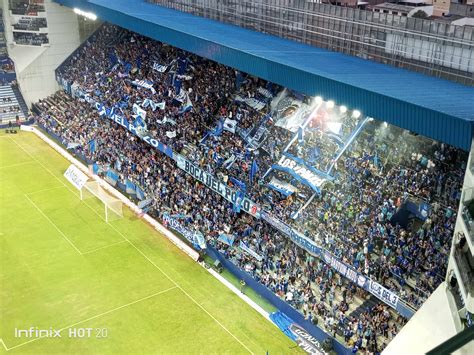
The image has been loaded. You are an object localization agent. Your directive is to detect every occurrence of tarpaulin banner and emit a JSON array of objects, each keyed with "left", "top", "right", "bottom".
[
  {"left": 268, "top": 177, "right": 297, "bottom": 197},
  {"left": 239, "top": 241, "right": 263, "bottom": 261},
  {"left": 271, "top": 89, "right": 310, "bottom": 132},
  {"left": 163, "top": 213, "right": 206, "bottom": 250},
  {"left": 272, "top": 153, "right": 333, "bottom": 193}
]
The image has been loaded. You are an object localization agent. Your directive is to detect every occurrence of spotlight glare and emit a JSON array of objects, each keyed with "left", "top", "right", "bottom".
[
  {"left": 340, "top": 105, "right": 347, "bottom": 114},
  {"left": 327, "top": 100, "right": 335, "bottom": 109},
  {"left": 73, "top": 8, "right": 97, "bottom": 21},
  {"left": 315, "top": 96, "right": 323, "bottom": 104},
  {"left": 352, "top": 110, "right": 361, "bottom": 119}
]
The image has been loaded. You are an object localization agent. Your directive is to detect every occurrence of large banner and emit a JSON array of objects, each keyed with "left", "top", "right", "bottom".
[
  {"left": 322, "top": 251, "right": 367, "bottom": 289},
  {"left": 273, "top": 153, "right": 332, "bottom": 193},
  {"left": 94, "top": 102, "right": 174, "bottom": 159},
  {"left": 289, "top": 324, "right": 327, "bottom": 355},
  {"left": 260, "top": 211, "right": 322, "bottom": 257},
  {"left": 162, "top": 213, "right": 206, "bottom": 250},
  {"left": 271, "top": 89, "right": 310, "bottom": 132},
  {"left": 239, "top": 241, "right": 263, "bottom": 261},
  {"left": 175, "top": 154, "right": 261, "bottom": 218},
  {"left": 368, "top": 280, "right": 399, "bottom": 309}
]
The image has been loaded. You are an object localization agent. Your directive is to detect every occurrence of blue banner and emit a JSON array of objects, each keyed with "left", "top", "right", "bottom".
[
  {"left": 272, "top": 153, "right": 334, "bottom": 193},
  {"left": 105, "top": 169, "right": 119, "bottom": 186},
  {"left": 136, "top": 186, "right": 145, "bottom": 200},
  {"left": 125, "top": 180, "right": 136, "bottom": 195},
  {"left": 175, "top": 154, "right": 260, "bottom": 218},
  {"left": 218, "top": 233, "right": 235, "bottom": 246}
]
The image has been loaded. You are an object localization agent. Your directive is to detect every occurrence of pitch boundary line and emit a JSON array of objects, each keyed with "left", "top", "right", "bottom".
[
  {"left": 1, "top": 286, "right": 178, "bottom": 351},
  {"left": 102, "top": 221, "right": 254, "bottom": 354},
  {"left": 81, "top": 240, "right": 127, "bottom": 255},
  {"left": 10, "top": 136, "right": 253, "bottom": 354},
  {"left": 0, "top": 338, "right": 8, "bottom": 351},
  {"left": 24, "top": 194, "right": 83, "bottom": 255}
]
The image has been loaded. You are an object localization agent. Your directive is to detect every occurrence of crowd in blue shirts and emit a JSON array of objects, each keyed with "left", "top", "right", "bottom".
[{"left": 34, "top": 24, "right": 467, "bottom": 353}]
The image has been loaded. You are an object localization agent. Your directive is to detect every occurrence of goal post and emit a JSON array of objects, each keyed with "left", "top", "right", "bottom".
[{"left": 80, "top": 180, "right": 123, "bottom": 222}]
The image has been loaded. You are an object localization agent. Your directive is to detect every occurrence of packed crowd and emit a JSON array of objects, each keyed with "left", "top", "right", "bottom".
[
  {"left": 35, "top": 24, "right": 467, "bottom": 351},
  {"left": 13, "top": 32, "right": 48, "bottom": 46},
  {"left": 13, "top": 17, "right": 48, "bottom": 31}
]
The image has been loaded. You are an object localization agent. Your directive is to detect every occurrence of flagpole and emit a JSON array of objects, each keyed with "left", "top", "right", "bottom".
[{"left": 292, "top": 192, "right": 317, "bottom": 219}]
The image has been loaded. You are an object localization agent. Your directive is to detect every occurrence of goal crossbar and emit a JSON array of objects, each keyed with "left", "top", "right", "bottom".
[{"left": 80, "top": 181, "right": 123, "bottom": 222}]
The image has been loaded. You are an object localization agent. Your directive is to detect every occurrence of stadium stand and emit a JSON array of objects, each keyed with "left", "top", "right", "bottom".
[
  {"left": 0, "top": 9, "right": 29, "bottom": 123},
  {"left": 36, "top": 24, "right": 467, "bottom": 352},
  {"left": 12, "top": 16, "right": 48, "bottom": 32},
  {"left": 9, "top": 0, "right": 46, "bottom": 16}
]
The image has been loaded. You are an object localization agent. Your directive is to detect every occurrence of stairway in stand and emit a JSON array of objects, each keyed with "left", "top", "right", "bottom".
[{"left": 0, "top": 85, "right": 28, "bottom": 123}]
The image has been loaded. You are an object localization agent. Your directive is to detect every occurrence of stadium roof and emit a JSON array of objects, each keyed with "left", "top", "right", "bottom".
[{"left": 55, "top": 0, "right": 474, "bottom": 150}]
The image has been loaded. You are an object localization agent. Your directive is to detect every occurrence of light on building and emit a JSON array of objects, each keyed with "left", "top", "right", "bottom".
[
  {"left": 74, "top": 8, "right": 97, "bottom": 21},
  {"left": 352, "top": 110, "right": 361, "bottom": 119},
  {"left": 340, "top": 105, "right": 347, "bottom": 114}
]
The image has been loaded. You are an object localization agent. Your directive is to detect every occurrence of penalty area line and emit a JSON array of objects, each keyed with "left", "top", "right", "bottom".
[
  {"left": 0, "top": 338, "right": 8, "bottom": 351},
  {"left": 81, "top": 240, "right": 127, "bottom": 255},
  {"left": 1, "top": 286, "right": 178, "bottom": 351}
]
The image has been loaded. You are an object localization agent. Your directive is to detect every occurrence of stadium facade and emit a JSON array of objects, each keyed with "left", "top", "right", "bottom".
[{"left": 3, "top": 0, "right": 473, "bottom": 353}]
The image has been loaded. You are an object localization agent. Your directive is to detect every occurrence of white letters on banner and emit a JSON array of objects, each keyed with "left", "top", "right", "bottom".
[
  {"left": 277, "top": 155, "right": 326, "bottom": 189},
  {"left": 64, "top": 164, "right": 88, "bottom": 190},
  {"left": 368, "top": 281, "right": 399, "bottom": 309}
]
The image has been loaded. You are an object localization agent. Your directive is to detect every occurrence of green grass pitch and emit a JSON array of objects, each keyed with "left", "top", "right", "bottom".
[{"left": 0, "top": 131, "right": 300, "bottom": 354}]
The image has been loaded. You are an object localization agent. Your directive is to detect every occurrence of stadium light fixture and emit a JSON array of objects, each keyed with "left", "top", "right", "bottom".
[
  {"left": 340, "top": 105, "right": 347, "bottom": 114},
  {"left": 315, "top": 96, "right": 323, "bottom": 104},
  {"left": 352, "top": 110, "right": 361, "bottom": 119},
  {"left": 74, "top": 8, "right": 97, "bottom": 21},
  {"left": 327, "top": 100, "right": 335, "bottom": 109}
]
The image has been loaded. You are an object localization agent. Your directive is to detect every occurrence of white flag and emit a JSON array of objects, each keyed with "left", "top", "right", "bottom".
[
  {"left": 223, "top": 118, "right": 237, "bottom": 133},
  {"left": 166, "top": 130, "right": 177, "bottom": 138},
  {"left": 133, "top": 103, "right": 147, "bottom": 119}
]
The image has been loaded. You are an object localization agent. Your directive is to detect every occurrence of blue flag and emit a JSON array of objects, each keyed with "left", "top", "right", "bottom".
[
  {"left": 233, "top": 190, "right": 246, "bottom": 213},
  {"left": 212, "top": 119, "right": 224, "bottom": 136},
  {"left": 109, "top": 51, "right": 118, "bottom": 66},
  {"left": 230, "top": 177, "right": 246, "bottom": 193},
  {"left": 250, "top": 159, "right": 259, "bottom": 182},
  {"left": 88, "top": 139, "right": 96, "bottom": 153}
]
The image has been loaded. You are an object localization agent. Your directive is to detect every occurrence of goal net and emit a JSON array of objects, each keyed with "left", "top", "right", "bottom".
[{"left": 80, "top": 181, "right": 123, "bottom": 222}]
